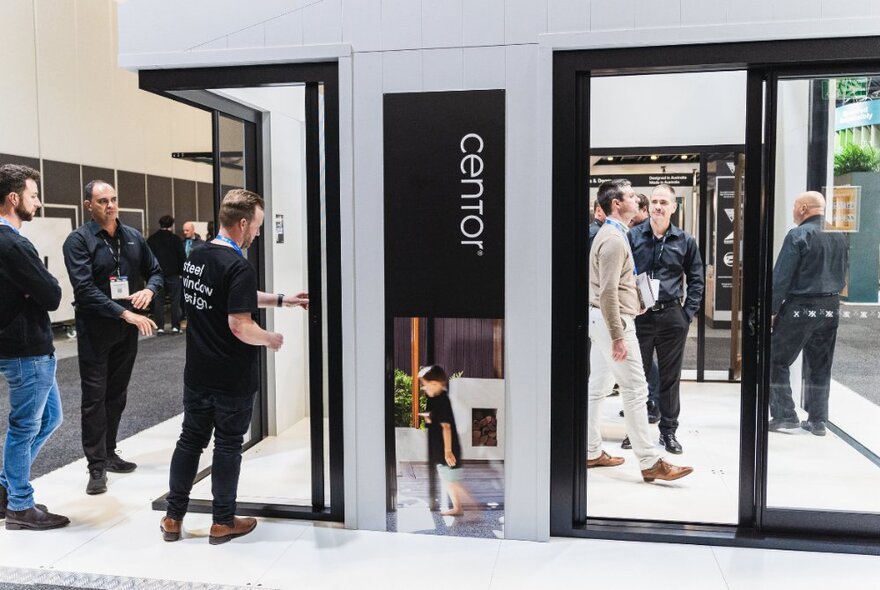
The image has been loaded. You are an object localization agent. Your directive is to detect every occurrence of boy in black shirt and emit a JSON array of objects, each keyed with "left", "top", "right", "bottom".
[
  {"left": 419, "top": 365, "right": 472, "bottom": 517},
  {"left": 161, "top": 189, "right": 308, "bottom": 545}
]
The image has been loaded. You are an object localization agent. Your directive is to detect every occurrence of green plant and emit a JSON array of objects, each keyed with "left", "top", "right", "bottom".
[
  {"left": 392, "top": 368, "right": 463, "bottom": 428},
  {"left": 834, "top": 143, "right": 880, "bottom": 176}
]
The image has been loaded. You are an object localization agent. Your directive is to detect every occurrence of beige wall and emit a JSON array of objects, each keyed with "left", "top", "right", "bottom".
[{"left": 0, "top": 0, "right": 211, "bottom": 182}]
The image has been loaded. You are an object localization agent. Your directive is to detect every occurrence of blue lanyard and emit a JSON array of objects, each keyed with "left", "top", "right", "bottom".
[
  {"left": 215, "top": 234, "right": 244, "bottom": 257},
  {"left": 604, "top": 219, "right": 637, "bottom": 275},
  {"left": 0, "top": 218, "right": 19, "bottom": 235}
]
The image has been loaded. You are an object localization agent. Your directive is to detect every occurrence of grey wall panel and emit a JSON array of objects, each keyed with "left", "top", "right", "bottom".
[
  {"left": 172, "top": 178, "right": 197, "bottom": 234},
  {"left": 41, "top": 160, "right": 82, "bottom": 216},
  {"left": 197, "top": 181, "right": 214, "bottom": 222},
  {"left": 146, "top": 175, "right": 173, "bottom": 236},
  {"left": 0, "top": 153, "right": 40, "bottom": 170},
  {"left": 117, "top": 170, "right": 147, "bottom": 214}
]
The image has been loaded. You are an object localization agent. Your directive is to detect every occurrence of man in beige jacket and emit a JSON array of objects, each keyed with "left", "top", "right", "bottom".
[{"left": 587, "top": 179, "right": 693, "bottom": 483}]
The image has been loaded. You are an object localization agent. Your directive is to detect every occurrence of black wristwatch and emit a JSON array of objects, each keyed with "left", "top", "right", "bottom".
[{"left": 277, "top": 293, "right": 285, "bottom": 307}]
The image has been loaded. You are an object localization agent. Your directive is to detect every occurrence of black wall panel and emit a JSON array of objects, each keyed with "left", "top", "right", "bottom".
[
  {"left": 197, "top": 181, "right": 214, "bottom": 222},
  {"left": 146, "top": 175, "right": 173, "bottom": 236},
  {"left": 173, "top": 178, "right": 197, "bottom": 233}
]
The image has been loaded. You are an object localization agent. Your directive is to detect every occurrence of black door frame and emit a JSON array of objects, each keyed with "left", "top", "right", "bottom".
[
  {"left": 551, "top": 37, "right": 880, "bottom": 554},
  {"left": 140, "top": 63, "right": 344, "bottom": 523}
]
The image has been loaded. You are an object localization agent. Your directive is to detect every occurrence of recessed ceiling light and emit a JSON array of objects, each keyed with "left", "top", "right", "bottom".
[
  {"left": 650, "top": 155, "right": 659, "bottom": 161},
  {"left": 606, "top": 156, "right": 614, "bottom": 161},
  {"left": 680, "top": 154, "right": 689, "bottom": 160}
]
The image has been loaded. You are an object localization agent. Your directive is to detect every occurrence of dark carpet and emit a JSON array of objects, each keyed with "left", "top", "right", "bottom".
[{"left": 0, "top": 335, "right": 186, "bottom": 479}]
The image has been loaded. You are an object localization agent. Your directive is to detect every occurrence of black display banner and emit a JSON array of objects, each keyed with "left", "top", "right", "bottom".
[
  {"left": 384, "top": 90, "right": 505, "bottom": 319},
  {"left": 714, "top": 175, "right": 736, "bottom": 313},
  {"left": 588, "top": 173, "right": 694, "bottom": 187}
]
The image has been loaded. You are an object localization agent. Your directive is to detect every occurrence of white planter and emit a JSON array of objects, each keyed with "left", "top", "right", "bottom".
[{"left": 449, "top": 377, "right": 504, "bottom": 461}]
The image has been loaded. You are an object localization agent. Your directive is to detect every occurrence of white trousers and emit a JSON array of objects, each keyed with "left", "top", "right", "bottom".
[{"left": 588, "top": 307, "right": 661, "bottom": 470}]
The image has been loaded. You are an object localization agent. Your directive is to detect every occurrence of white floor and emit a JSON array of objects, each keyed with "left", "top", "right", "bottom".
[
  {"left": 0, "top": 397, "right": 879, "bottom": 588},
  {"left": 190, "top": 417, "right": 329, "bottom": 506},
  {"left": 588, "top": 379, "right": 880, "bottom": 522}
]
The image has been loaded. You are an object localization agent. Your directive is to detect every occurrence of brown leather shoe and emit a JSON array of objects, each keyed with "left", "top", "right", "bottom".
[
  {"left": 160, "top": 515, "right": 182, "bottom": 542},
  {"left": 641, "top": 459, "right": 693, "bottom": 482},
  {"left": 209, "top": 517, "right": 257, "bottom": 545},
  {"left": 587, "top": 451, "right": 625, "bottom": 468}
]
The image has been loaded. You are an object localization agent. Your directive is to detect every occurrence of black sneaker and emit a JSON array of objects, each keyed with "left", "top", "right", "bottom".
[
  {"left": 801, "top": 420, "right": 826, "bottom": 436},
  {"left": 768, "top": 417, "right": 800, "bottom": 432},
  {"left": 5, "top": 506, "right": 69, "bottom": 531},
  {"left": 86, "top": 469, "right": 108, "bottom": 495},
  {"left": 105, "top": 453, "right": 137, "bottom": 473},
  {"left": 620, "top": 435, "right": 632, "bottom": 449}
]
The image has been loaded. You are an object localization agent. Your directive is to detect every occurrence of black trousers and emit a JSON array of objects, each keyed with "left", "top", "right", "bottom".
[
  {"left": 76, "top": 314, "right": 139, "bottom": 471},
  {"left": 153, "top": 274, "right": 183, "bottom": 330},
  {"left": 166, "top": 386, "right": 255, "bottom": 525},
  {"left": 770, "top": 295, "right": 839, "bottom": 423},
  {"left": 635, "top": 305, "right": 690, "bottom": 435}
]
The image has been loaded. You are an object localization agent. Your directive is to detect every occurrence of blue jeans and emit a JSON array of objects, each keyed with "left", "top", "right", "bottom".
[{"left": 0, "top": 355, "right": 64, "bottom": 511}]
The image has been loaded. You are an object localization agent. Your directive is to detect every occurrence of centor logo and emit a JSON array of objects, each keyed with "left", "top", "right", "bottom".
[
  {"left": 724, "top": 252, "right": 734, "bottom": 267},
  {"left": 460, "top": 133, "right": 485, "bottom": 256}
]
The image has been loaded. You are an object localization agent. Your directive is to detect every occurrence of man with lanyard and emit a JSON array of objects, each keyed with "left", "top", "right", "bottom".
[
  {"left": 160, "top": 189, "right": 308, "bottom": 544},
  {"left": 0, "top": 164, "right": 69, "bottom": 530},
  {"left": 586, "top": 178, "right": 693, "bottom": 483},
  {"left": 182, "top": 221, "right": 203, "bottom": 257},
  {"left": 63, "top": 180, "right": 161, "bottom": 495},
  {"left": 629, "top": 183, "right": 704, "bottom": 454},
  {"left": 768, "top": 191, "right": 847, "bottom": 436}
]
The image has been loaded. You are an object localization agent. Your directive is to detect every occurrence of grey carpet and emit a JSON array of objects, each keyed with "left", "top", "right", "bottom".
[{"left": 0, "top": 335, "right": 186, "bottom": 479}]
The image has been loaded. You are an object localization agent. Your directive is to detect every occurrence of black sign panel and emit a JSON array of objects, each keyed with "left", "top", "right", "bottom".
[
  {"left": 384, "top": 90, "right": 505, "bottom": 319},
  {"left": 714, "top": 175, "right": 736, "bottom": 312},
  {"left": 588, "top": 173, "right": 694, "bottom": 187}
]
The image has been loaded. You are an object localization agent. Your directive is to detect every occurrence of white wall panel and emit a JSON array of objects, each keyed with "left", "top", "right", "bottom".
[
  {"left": 351, "top": 51, "right": 386, "bottom": 531},
  {"left": 35, "top": 0, "right": 80, "bottom": 164},
  {"left": 422, "top": 48, "right": 464, "bottom": 91},
  {"left": 504, "top": 43, "right": 547, "bottom": 542},
  {"left": 590, "top": 71, "right": 747, "bottom": 148},
  {"left": 680, "top": 0, "right": 726, "bottom": 27},
  {"left": 772, "top": 0, "right": 821, "bottom": 21},
  {"left": 228, "top": 24, "right": 266, "bottom": 49},
  {"left": 0, "top": 0, "right": 40, "bottom": 158},
  {"left": 821, "top": 0, "right": 874, "bottom": 19},
  {"left": 548, "top": 0, "right": 590, "bottom": 34},
  {"left": 110, "top": 65, "right": 146, "bottom": 175},
  {"left": 635, "top": 0, "right": 682, "bottom": 30},
  {"left": 141, "top": 93, "right": 174, "bottom": 178},
  {"left": 381, "top": 0, "right": 421, "bottom": 50},
  {"left": 590, "top": 0, "right": 635, "bottom": 31},
  {"left": 505, "top": 0, "right": 548, "bottom": 45},
  {"left": 382, "top": 50, "right": 422, "bottom": 93},
  {"left": 265, "top": 10, "right": 304, "bottom": 47},
  {"left": 77, "top": 0, "right": 116, "bottom": 168},
  {"left": 464, "top": 46, "right": 506, "bottom": 90},
  {"left": 342, "top": 0, "right": 382, "bottom": 52},
  {"left": 421, "top": 0, "right": 463, "bottom": 49},
  {"left": 303, "top": 0, "right": 343, "bottom": 45},
  {"left": 727, "top": 0, "right": 771, "bottom": 24},
  {"left": 462, "top": 0, "right": 505, "bottom": 47}
]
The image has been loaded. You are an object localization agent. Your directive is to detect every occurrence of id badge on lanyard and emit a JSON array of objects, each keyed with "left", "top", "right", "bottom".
[{"left": 110, "top": 276, "right": 130, "bottom": 300}]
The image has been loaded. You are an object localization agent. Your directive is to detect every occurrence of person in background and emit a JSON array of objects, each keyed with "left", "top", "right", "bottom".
[
  {"left": 588, "top": 198, "right": 606, "bottom": 252},
  {"left": 62, "top": 180, "right": 161, "bottom": 495},
  {"left": 768, "top": 191, "right": 848, "bottom": 437},
  {"left": 586, "top": 178, "right": 693, "bottom": 483},
  {"left": 182, "top": 221, "right": 203, "bottom": 258},
  {"left": 0, "top": 164, "right": 69, "bottom": 530},
  {"left": 630, "top": 192, "right": 650, "bottom": 227},
  {"left": 629, "top": 184, "right": 704, "bottom": 454},
  {"left": 147, "top": 215, "right": 186, "bottom": 334},
  {"left": 419, "top": 364, "right": 474, "bottom": 516}
]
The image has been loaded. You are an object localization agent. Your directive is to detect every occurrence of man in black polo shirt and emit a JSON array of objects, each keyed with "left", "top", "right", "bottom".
[
  {"left": 630, "top": 183, "right": 704, "bottom": 454},
  {"left": 769, "top": 191, "right": 848, "bottom": 436},
  {"left": 160, "top": 189, "right": 307, "bottom": 545},
  {"left": 147, "top": 214, "right": 186, "bottom": 334},
  {"left": 62, "top": 180, "right": 162, "bottom": 495}
]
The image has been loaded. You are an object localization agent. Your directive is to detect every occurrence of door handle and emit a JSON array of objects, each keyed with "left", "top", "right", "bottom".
[{"left": 747, "top": 306, "right": 758, "bottom": 337}]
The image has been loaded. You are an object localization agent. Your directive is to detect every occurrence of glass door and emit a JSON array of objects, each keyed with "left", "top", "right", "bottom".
[{"left": 761, "top": 70, "right": 880, "bottom": 537}]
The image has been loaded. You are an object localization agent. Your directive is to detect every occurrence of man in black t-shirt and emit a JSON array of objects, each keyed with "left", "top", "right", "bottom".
[{"left": 161, "top": 189, "right": 308, "bottom": 545}]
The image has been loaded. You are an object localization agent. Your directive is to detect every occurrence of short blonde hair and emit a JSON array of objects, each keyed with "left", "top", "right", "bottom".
[{"left": 218, "top": 188, "right": 264, "bottom": 228}]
